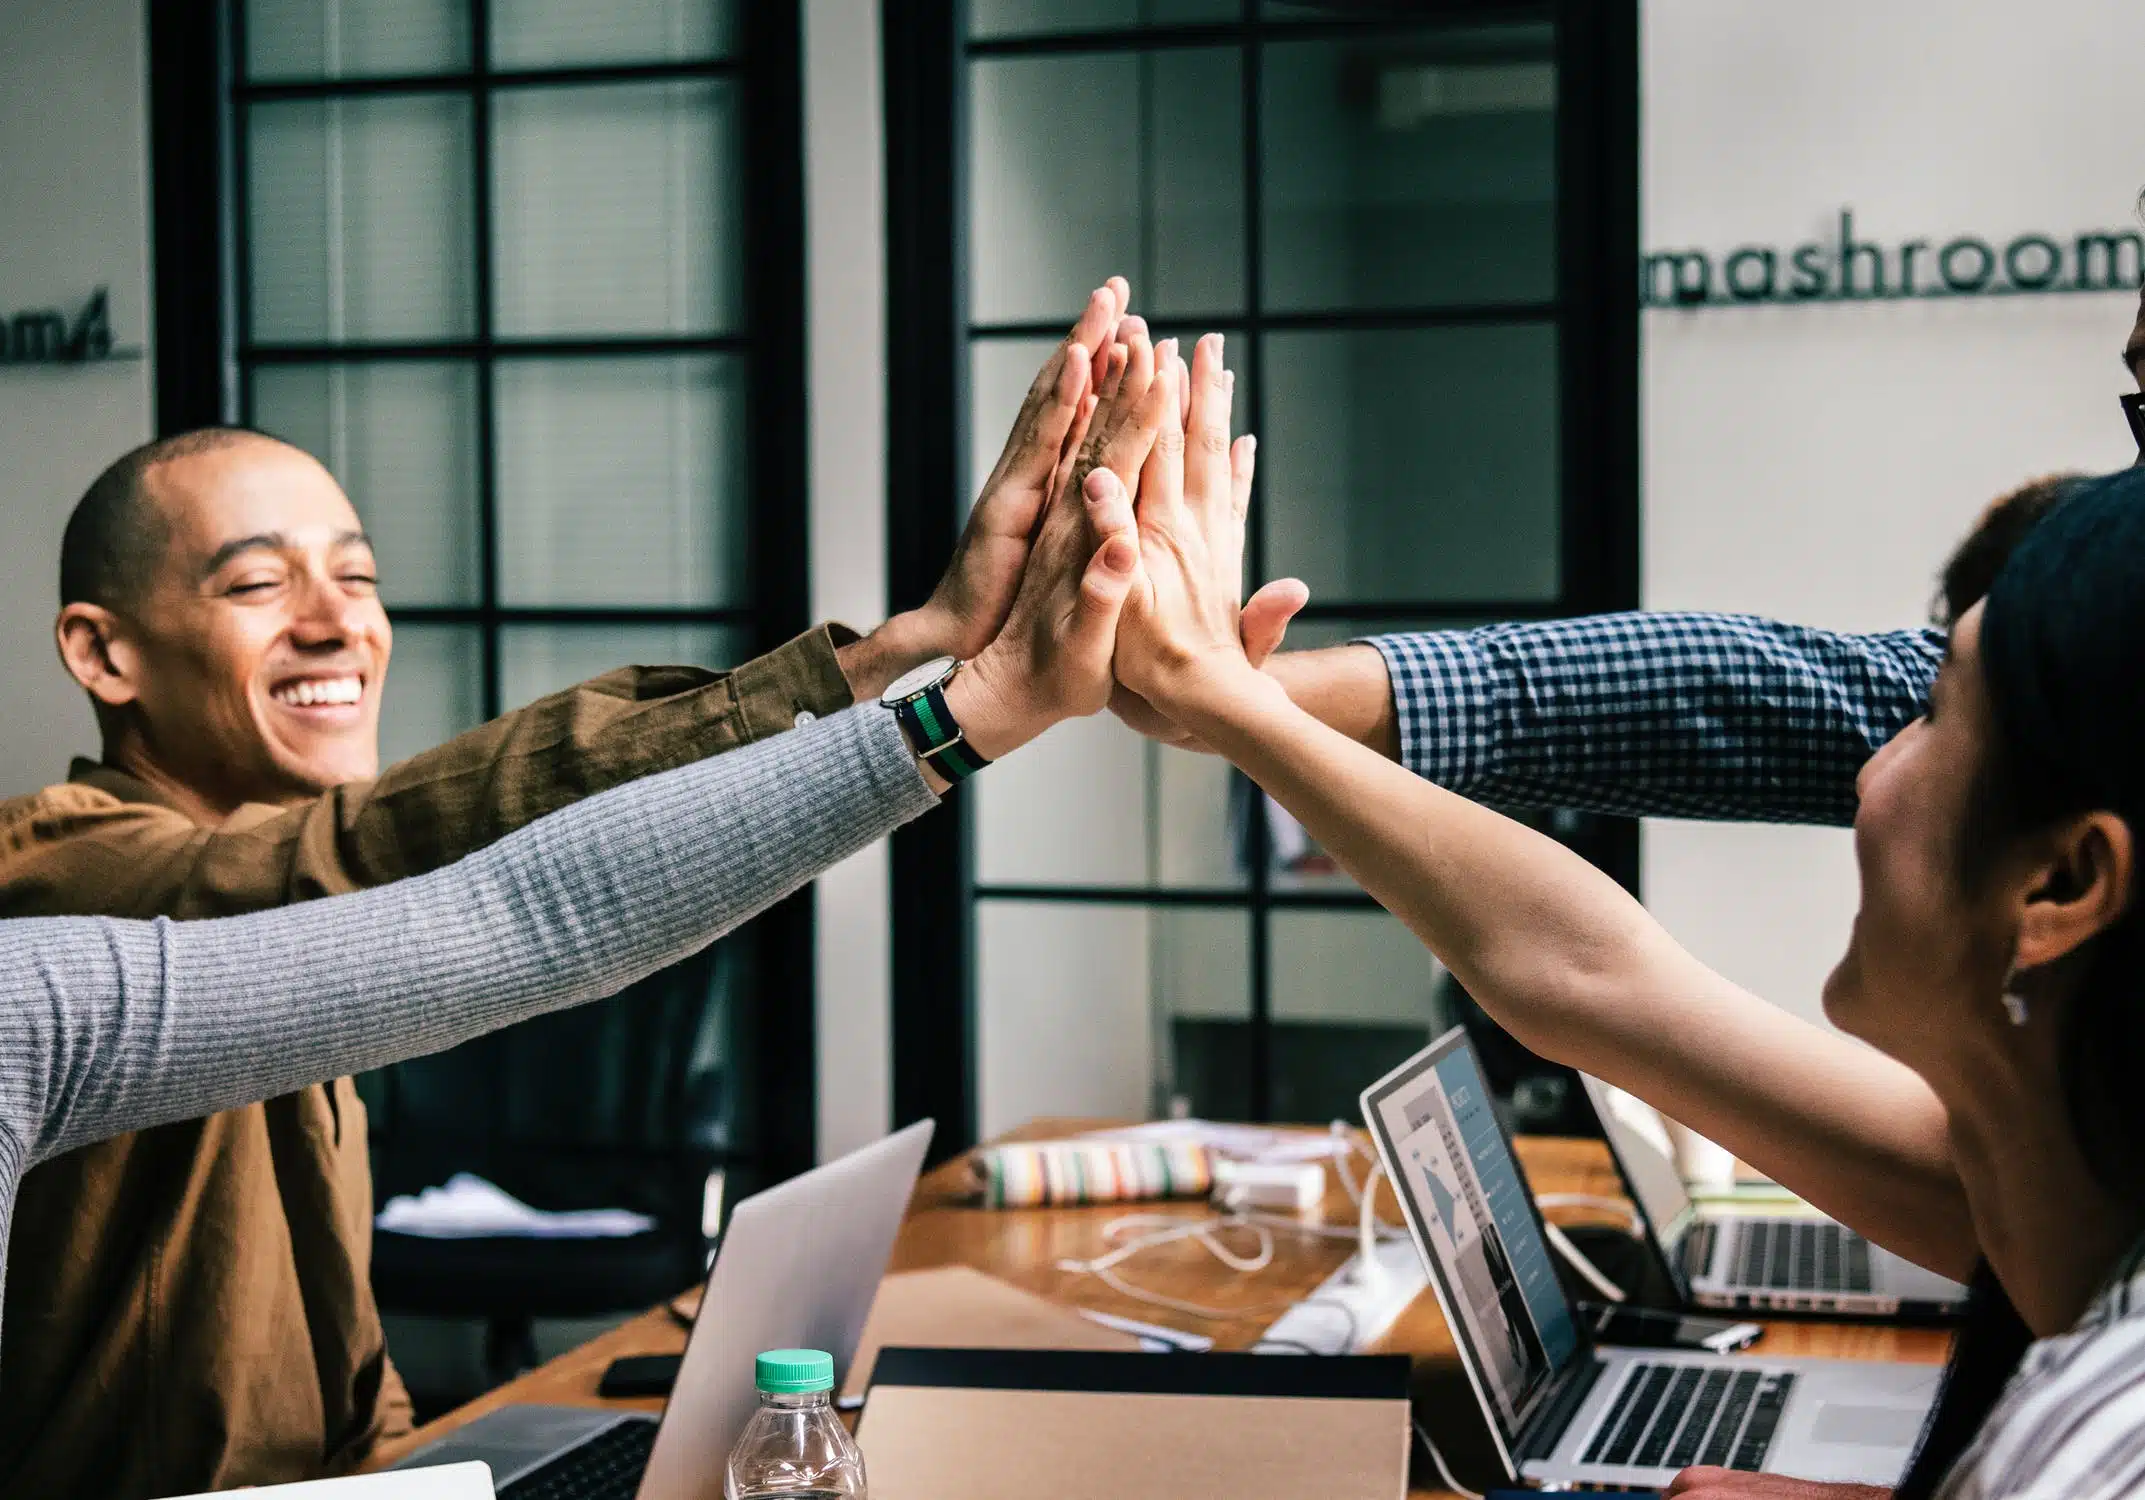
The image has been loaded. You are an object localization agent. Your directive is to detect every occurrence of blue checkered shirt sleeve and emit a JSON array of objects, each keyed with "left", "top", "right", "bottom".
[{"left": 1365, "top": 612, "right": 1944, "bottom": 826}]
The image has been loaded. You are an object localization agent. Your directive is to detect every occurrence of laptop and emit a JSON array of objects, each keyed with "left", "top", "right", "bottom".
[
  {"left": 391, "top": 1120, "right": 935, "bottom": 1500},
  {"left": 1362, "top": 1032, "right": 1940, "bottom": 1489},
  {"left": 1577, "top": 1072, "right": 1968, "bottom": 1319}
]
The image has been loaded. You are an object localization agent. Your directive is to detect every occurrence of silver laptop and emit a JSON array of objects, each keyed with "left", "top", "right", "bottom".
[
  {"left": 1362, "top": 1032, "right": 1939, "bottom": 1489},
  {"left": 391, "top": 1120, "right": 934, "bottom": 1500},
  {"left": 1578, "top": 1072, "right": 1968, "bottom": 1319}
]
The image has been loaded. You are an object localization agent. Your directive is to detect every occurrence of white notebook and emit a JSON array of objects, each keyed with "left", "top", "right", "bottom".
[{"left": 166, "top": 1462, "right": 493, "bottom": 1499}]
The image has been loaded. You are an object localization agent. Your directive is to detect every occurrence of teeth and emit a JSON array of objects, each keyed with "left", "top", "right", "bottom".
[{"left": 273, "top": 677, "right": 362, "bottom": 708}]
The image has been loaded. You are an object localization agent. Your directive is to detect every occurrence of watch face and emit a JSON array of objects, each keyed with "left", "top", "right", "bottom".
[{"left": 880, "top": 655, "right": 960, "bottom": 705}]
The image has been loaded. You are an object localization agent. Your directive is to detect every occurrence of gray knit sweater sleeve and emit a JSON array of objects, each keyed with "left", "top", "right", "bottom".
[{"left": 0, "top": 705, "right": 935, "bottom": 1317}]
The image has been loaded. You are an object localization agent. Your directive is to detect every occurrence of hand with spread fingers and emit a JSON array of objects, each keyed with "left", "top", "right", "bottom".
[
  {"left": 838, "top": 277, "right": 1130, "bottom": 698},
  {"left": 915, "top": 313, "right": 1174, "bottom": 789},
  {"left": 1106, "top": 332, "right": 1307, "bottom": 718}
]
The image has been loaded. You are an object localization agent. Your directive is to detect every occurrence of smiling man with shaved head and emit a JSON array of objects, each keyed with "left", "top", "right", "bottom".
[{"left": 55, "top": 428, "right": 392, "bottom": 819}]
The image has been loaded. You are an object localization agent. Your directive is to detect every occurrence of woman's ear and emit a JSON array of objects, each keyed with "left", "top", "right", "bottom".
[
  {"left": 55, "top": 604, "right": 143, "bottom": 710},
  {"left": 2013, "top": 811, "right": 2135, "bottom": 971}
]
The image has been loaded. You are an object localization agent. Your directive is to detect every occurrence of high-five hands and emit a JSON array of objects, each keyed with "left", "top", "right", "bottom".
[
  {"left": 911, "top": 305, "right": 1307, "bottom": 791},
  {"left": 1106, "top": 334, "right": 1306, "bottom": 721},
  {"left": 922, "top": 312, "right": 1177, "bottom": 784},
  {"left": 838, "top": 278, "right": 1131, "bottom": 700}
]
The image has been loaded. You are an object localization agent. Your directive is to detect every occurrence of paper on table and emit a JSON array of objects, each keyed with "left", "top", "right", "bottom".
[{"left": 375, "top": 1173, "right": 656, "bottom": 1240}]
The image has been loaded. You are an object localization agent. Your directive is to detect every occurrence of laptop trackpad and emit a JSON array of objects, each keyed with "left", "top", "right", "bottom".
[{"left": 1810, "top": 1403, "right": 1925, "bottom": 1448}]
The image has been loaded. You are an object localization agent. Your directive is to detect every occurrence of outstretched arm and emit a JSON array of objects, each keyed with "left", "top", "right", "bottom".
[
  {"left": 1127, "top": 613, "right": 1941, "bottom": 828},
  {"left": 1111, "top": 335, "right": 1975, "bottom": 1280},
  {"left": 5, "top": 707, "right": 933, "bottom": 1171}
]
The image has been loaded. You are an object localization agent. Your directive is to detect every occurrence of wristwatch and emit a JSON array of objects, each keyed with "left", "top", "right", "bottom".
[{"left": 880, "top": 655, "right": 991, "bottom": 782}]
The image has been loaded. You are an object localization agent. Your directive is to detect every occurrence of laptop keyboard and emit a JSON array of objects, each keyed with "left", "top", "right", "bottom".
[
  {"left": 1732, "top": 1220, "right": 1874, "bottom": 1294},
  {"left": 498, "top": 1419, "right": 658, "bottom": 1500},
  {"left": 1580, "top": 1362, "right": 1796, "bottom": 1473}
]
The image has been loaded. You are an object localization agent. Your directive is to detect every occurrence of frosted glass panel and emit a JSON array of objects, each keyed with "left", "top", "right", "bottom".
[
  {"left": 246, "top": 0, "right": 469, "bottom": 80},
  {"left": 490, "top": 0, "right": 733, "bottom": 69},
  {"left": 379, "top": 624, "right": 484, "bottom": 767},
  {"left": 970, "top": 49, "right": 1243, "bottom": 322},
  {"left": 975, "top": 715, "right": 1241, "bottom": 889},
  {"left": 499, "top": 624, "right": 744, "bottom": 709},
  {"left": 977, "top": 901, "right": 1247, "bottom": 1137},
  {"left": 250, "top": 361, "right": 481, "bottom": 607},
  {"left": 248, "top": 95, "right": 476, "bottom": 342},
  {"left": 1263, "top": 31, "right": 1556, "bottom": 312},
  {"left": 495, "top": 356, "right": 748, "bottom": 607},
  {"left": 969, "top": 0, "right": 1234, "bottom": 38},
  {"left": 1266, "top": 908, "right": 1444, "bottom": 1122},
  {"left": 1271, "top": 909, "right": 1444, "bottom": 1028},
  {"left": 492, "top": 80, "right": 739, "bottom": 337},
  {"left": 1263, "top": 324, "right": 1558, "bottom": 603}
]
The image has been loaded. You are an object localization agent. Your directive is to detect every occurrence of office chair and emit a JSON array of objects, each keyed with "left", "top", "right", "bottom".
[{"left": 364, "top": 939, "right": 745, "bottom": 1404}]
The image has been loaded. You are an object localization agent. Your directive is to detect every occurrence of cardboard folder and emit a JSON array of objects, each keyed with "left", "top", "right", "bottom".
[
  {"left": 841, "top": 1265, "right": 1141, "bottom": 1402},
  {"left": 857, "top": 1347, "right": 1413, "bottom": 1500}
]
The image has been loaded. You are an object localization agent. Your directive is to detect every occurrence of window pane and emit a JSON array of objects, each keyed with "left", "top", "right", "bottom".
[
  {"left": 1268, "top": 908, "right": 1445, "bottom": 1123},
  {"left": 495, "top": 356, "right": 748, "bottom": 608},
  {"left": 499, "top": 624, "right": 746, "bottom": 709},
  {"left": 379, "top": 623, "right": 485, "bottom": 766},
  {"left": 250, "top": 361, "right": 481, "bottom": 607},
  {"left": 492, "top": 80, "right": 739, "bottom": 338},
  {"left": 969, "top": 0, "right": 1236, "bottom": 40},
  {"left": 1262, "top": 29, "right": 1556, "bottom": 312},
  {"left": 1263, "top": 324, "right": 1558, "bottom": 604},
  {"left": 246, "top": 0, "right": 469, "bottom": 80},
  {"left": 975, "top": 715, "right": 1243, "bottom": 890},
  {"left": 970, "top": 48, "right": 1243, "bottom": 324},
  {"left": 248, "top": 95, "right": 476, "bottom": 342},
  {"left": 490, "top": 0, "right": 734, "bottom": 69},
  {"left": 977, "top": 900, "right": 1247, "bottom": 1137}
]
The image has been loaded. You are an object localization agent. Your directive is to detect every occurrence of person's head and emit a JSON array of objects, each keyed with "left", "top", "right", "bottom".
[
  {"left": 55, "top": 428, "right": 391, "bottom": 818},
  {"left": 2127, "top": 190, "right": 2145, "bottom": 393},
  {"left": 1828, "top": 466, "right": 2145, "bottom": 1209}
]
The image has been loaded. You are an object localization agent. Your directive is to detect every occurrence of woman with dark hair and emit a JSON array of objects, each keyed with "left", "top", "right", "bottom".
[{"left": 1116, "top": 330, "right": 2145, "bottom": 1497}]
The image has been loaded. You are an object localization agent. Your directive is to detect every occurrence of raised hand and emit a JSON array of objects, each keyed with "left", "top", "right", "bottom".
[
  {"left": 918, "top": 317, "right": 1177, "bottom": 780},
  {"left": 838, "top": 279, "right": 1128, "bottom": 699},
  {"left": 1110, "top": 334, "right": 1301, "bottom": 713}
]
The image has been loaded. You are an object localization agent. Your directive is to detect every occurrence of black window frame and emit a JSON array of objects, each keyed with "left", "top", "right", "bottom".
[
  {"left": 150, "top": 0, "right": 818, "bottom": 1184},
  {"left": 885, "top": 0, "right": 1639, "bottom": 1158}
]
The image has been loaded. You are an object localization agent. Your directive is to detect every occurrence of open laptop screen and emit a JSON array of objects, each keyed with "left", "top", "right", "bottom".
[
  {"left": 1364, "top": 1030, "right": 1578, "bottom": 1445},
  {"left": 1578, "top": 1073, "right": 1698, "bottom": 1300}
]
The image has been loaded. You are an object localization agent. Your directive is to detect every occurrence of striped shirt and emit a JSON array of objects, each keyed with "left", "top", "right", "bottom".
[{"left": 1937, "top": 1240, "right": 2145, "bottom": 1499}]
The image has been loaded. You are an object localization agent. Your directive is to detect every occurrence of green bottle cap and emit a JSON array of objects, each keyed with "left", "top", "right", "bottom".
[{"left": 755, "top": 1348, "right": 835, "bottom": 1394}]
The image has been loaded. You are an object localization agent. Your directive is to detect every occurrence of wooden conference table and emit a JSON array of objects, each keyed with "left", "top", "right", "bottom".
[{"left": 372, "top": 1119, "right": 1954, "bottom": 1497}]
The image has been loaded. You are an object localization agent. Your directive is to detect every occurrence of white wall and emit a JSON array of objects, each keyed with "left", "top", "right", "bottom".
[
  {"left": 804, "top": 0, "right": 894, "bottom": 1159},
  {"left": 1640, "top": 0, "right": 2145, "bottom": 1023},
  {"left": 0, "top": 0, "right": 153, "bottom": 795}
]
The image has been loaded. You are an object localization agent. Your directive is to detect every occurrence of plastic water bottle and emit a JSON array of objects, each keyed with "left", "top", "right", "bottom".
[{"left": 723, "top": 1349, "right": 868, "bottom": 1500}]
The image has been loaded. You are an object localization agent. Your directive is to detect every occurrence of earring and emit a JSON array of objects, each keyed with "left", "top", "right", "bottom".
[{"left": 2001, "top": 991, "right": 2030, "bottom": 1027}]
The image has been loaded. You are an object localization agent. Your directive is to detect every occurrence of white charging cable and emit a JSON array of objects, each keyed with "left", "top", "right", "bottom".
[
  {"left": 1413, "top": 1416, "right": 1484, "bottom": 1500},
  {"left": 1058, "top": 1128, "right": 1409, "bottom": 1321},
  {"left": 1533, "top": 1192, "right": 1646, "bottom": 1303}
]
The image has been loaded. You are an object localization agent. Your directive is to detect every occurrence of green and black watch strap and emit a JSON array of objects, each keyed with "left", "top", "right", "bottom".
[{"left": 894, "top": 679, "right": 991, "bottom": 782}]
